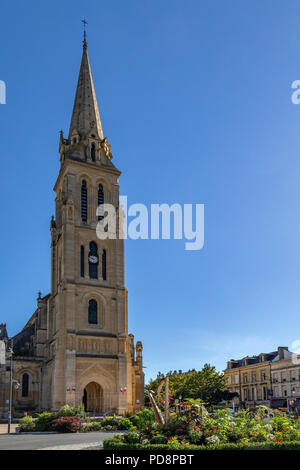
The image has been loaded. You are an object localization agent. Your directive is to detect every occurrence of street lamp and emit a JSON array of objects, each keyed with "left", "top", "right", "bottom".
[
  {"left": 7, "top": 342, "right": 13, "bottom": 434},
  {"left": 6, "top": 339, "right": 20, "bottom": 434}
]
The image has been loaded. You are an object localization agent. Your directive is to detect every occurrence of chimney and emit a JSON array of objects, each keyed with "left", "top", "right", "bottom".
[
  {"left": 278, "top": 347, "right": 288, "bottom": 360},
  {"left": 259, "top": 353, "right": 265, "bottom": 363},
  {"left": 242, "top": 357, "right": 248, "bottom": 367}
]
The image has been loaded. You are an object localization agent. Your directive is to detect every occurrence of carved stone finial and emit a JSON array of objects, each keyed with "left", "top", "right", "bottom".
[
  {"left": 0, "top": 323, "right": 8, "bottom": 340},
  {"left": 50, "top": 216, "right": 56, "bottom": 229}
]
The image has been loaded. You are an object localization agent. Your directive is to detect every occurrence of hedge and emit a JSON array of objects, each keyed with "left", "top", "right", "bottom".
[{"left": 103, "top": 440, "right": 300, "bottom": 451}]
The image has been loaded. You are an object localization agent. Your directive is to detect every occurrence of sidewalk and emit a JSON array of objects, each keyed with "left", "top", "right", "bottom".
[{"left": 0, "top": 424, "right": 17, "bottom": 434}]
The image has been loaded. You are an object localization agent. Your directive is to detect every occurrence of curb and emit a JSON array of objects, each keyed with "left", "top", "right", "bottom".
[{"left": 18, "top": 432, "right": 58, "bottom": 435}]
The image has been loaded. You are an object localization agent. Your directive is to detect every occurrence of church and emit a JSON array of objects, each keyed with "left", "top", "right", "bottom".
[{"left": 0, "top": 37, "right": 144, "bottom": 417}]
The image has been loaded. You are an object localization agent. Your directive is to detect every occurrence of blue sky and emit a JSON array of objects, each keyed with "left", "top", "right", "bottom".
[{"left": 1, "top": 0, "right": 300, "bottom": 382}]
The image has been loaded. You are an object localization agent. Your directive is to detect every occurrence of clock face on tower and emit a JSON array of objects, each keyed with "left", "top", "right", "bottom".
[{"left": 88, "top": 255, "right": 99, "bottom": 264}]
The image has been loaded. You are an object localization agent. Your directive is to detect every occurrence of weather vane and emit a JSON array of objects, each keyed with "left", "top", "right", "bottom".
[{"left": 81, "top": 18, "right": 88, "bottom": 44}]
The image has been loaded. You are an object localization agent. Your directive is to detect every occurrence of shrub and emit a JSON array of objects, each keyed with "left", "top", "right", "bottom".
[
  {"left": 165, "top": 415, "right": 187, "bottom": 433},
  {"left": 188, "top": 426, "right": 203, "bottom": 444},
  {"left": 149, "top": 434, "right": 166, "bottom": 444},
  {"left": 123, "top": 411, "right": 135, "bottom": 419},
  {"left": 134, "top": 409, "right": 156, "bottom": 430},
  {"left": 103, "top": 440, "right": 300, "bottom": 451},
  {"left": 35, "top": 412, "right": 56, "bottom": 432},
  {"left": 19, "top": 416, "right": 35, "bottom": 432},
  {"left": 101, "top": 415, "right": 118, "bottom": 426},
  {"left": 123, "top": 430, "right": 141, "bottom": 444},
  {"left": 104, "top": 434, "right": 126, "bottom": 445},
  {"left": 73, "top": 403, "right": 85, "bottom": 419},
  {"left": 118, "top": 418, "right": 133, "bottom": 430},
  {"left": 56, "top": 403, "right": 85, "bottom": 419},
  {"left": 51, "top": 416, "right": 82, "bottom": 433},
  {"left": 166, "top": 436, "right": 191, "bottom": 449},
  {"left": 56, "top": 405, "right": 76, "bottom": 417},
  {"left": 85, "top": 421, "right": 103, "bottom": 431},
  {"left": 102, "top": 424, "right": 116, "bottom": 431}
]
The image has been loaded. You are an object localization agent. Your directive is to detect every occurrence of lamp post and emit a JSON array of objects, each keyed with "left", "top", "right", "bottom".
[
  {"left": 7, "top": 340, "right": 13, "bottom": 434},
  {"left": 6, "top": 339, "right": 19, "bottom": 434}
]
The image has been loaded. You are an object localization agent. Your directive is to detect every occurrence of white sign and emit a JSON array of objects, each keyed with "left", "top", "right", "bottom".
[{"left": 0, "top": 341, "right": 5, "bottom": 365}]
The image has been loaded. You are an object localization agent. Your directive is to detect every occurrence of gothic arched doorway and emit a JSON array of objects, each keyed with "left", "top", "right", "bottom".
[{"left": 82, "top": 382, "right": 103, "bottom": 412}]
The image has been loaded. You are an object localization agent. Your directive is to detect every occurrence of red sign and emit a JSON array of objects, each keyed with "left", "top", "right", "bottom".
[
  {"left": 72, "top": 387, "right": 76, "bottom": 392},
  {"left": 66, "top": 387, "right": 70, "bottom": 392}
]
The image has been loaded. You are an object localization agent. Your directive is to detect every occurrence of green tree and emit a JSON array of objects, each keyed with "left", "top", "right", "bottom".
[{"left": 146, "top": 364, "right": 237, "bottom": 407}]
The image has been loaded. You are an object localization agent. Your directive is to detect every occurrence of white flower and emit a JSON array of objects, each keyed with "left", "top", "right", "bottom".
[{"left": 206, "top": 435, "right": 220, "bottom": 445}]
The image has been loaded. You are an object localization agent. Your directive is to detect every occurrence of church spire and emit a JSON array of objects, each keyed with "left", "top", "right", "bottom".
[{"left": 68, "top": 34, "right": 104, "bottom": 141}]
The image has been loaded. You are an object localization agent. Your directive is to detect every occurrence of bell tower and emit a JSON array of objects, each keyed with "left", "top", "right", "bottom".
[{"left": 45, "top": 37, "right": 144, "bottom": 414}]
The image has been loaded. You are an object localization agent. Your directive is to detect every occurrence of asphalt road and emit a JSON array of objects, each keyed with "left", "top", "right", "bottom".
[{"left": 0, "top": 431, "right": 119, "bottom": 450}]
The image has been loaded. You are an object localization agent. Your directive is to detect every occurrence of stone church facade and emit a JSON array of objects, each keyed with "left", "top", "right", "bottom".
[{"left": 0, "top": 38, "right": 144, "bottom": 417}]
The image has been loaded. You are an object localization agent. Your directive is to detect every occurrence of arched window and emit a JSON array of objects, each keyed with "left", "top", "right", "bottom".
[
  {"left": 91, "top": 143, "right": 96, "bottom": 162},
  {"left": 102, "top": 249, "right": 107, "bottom": 280},
  {"left": 89, "top": 242, "right": 98, "bottom": 279},
  {"left": 98, "top": 184, "right": 104, "bottom": 221},
  {"left": 80, "top": 245, "right": 85, "bottom": 277},
  {"left": 81, "top": 180, "right": 88, "bottom": 222},
  {"left": 22, "top": 373, "right": 29, "bottom": 397},
  {"left": 88, "top": 299, "right": 98, "bottom": 324}
]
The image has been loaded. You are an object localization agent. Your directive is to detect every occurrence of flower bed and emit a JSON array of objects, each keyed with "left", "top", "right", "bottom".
[
  {"left": 18, "top": 405, "right": 86, "bottom": 433},
  {"left": 18, "top": 407, "right": 154, "bottom": 433},
  {"left": 102, "top": 405, "right": 300, "bottom": 449}
]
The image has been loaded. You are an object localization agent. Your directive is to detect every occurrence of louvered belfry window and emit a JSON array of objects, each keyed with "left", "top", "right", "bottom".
[
  {"left": 102, "top": 249, "right": 107, "bottom": 280},
  {"left": 91, "top": 143, "right": 96, "bottom": 162},
  {"left": 98, "top": 184, "right": 104, "bottom": 221},
  {"left": 80, "top": 245, "right": 85, "bottom": 277},
  {"left": 88, "top": 299, "right": 98, "bottom": 324},
  {"left": 81, "top": 180, "right": 88, "bottom": 222}
]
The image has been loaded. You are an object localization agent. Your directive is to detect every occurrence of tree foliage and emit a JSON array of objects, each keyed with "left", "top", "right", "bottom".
[{"left": 146, "top": 364, "right": 237, "bottom": 406}]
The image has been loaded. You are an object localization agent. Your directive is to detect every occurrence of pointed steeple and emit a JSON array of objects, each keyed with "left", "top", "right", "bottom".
[{"left": 68, "top": 40, "right": 104, "bottom": 141}]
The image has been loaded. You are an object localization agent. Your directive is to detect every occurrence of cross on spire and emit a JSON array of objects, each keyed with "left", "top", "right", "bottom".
[
  {"left": 81, "top": 18, "right": 88, "bottom": 47},
  {"left": 68, "top": 28, "right": 104, "bottom": 141}
]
